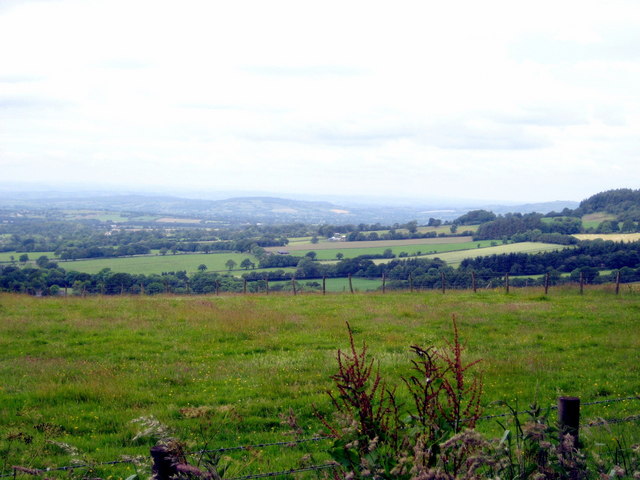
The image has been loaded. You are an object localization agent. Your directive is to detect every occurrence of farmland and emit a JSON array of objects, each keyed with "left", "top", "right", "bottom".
[
  {"left": 267, "top": 236, "right": 476, "bottom": 252},
  {"left": 1, "top": 289, "right": 638, "bottom": 477},
  {"left": 401, "top": 241, "right": 570, "bottom": 267},
  {"left": 574, "top": 233, "right": 640, "bottom": 242}
]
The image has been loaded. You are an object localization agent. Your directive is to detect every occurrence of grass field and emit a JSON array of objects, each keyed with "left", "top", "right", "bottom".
[
  {"left": 574, "top": 233, "right": 640, "bottom": 242},
  {"left": 267, "top": 236, "right": 475, "bottom": 253},
  {"left": 372, "top": 242, "right": 570, "bottom": 267},
  {"left": 56, "top": 252, "right": 261, "bottom": 275},
  {"left": 0, "top": 251, "right": 56, "bottom": 263},
  {"left": 582, "top": 212, "right": 617, "bottom": 229},
  {"left": 279, "top": 239, "right": 497, "bottom": 261},
  {"left": 0, "top": 289, "right": 638, "bottom": 477},
  {"left": 270, "top": 276, "right": 382, "bottom": 292}
]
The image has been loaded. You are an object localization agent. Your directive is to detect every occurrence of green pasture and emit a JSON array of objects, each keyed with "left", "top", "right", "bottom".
[
  {"left": 0, "top": 251, "right": 56, "bottom": 263},
  {"left": 291, "top": 240, "right": 497, "bottom": 260},
  {"left": 374, "top": 242, "right": 570, "bottom": 267},
  {"left": 270, "top": 276, "right": 382, "bottom": 293},
  {"left": 57, "top": 253, "right": 261, "bottom": 275},
  {"left": 582, "top": 212, "right": 617, "bottom": 229},
  {"left": 0, "top": 289, "right": 638, "bottom": 477}
]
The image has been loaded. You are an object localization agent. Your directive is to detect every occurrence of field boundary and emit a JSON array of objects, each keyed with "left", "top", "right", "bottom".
[{"left": 3, "top": 396, "right": 638, "bottom": 479}]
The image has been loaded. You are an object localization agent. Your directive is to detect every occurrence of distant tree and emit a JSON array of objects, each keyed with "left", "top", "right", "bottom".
[
  {"left": 336, "top": 252, "right": 344, "bottom": 260},
  {"left": 310, "top": 236, "right": 319, "bottom": 244},
  {"left": 405, "top": 220, "right": 418, "bottom": 234},
  {"left": 450, "top": 224, "right": 458, "bottom": 234},
  {"left": 159, "top": 248, "right": 168, "bottom": 256},
  {"left": 240, "top": 258, "right": 254, "bottom": 270},
  {"left": 198, "top": 264, "right": 208, "bottom": 272},
  {"left": 19, "top": 254, "right": 29, "bottom": 264},
  {"left": 36, "top": 255, "right": 49, "bottom": 268},
  {"left": 427, "top": 218, "right": 442, "bottom": 227},
  {"left": 305, "top": 251, "right": 317, "bottom": 261},
  {"left": 225, "top": 259, "right": 237, "bottom": 271}
]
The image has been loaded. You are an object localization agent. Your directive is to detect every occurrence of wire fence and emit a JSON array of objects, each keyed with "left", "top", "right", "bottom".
[{"left": 3, "top": 395, "right": 639, "bottom": 479}]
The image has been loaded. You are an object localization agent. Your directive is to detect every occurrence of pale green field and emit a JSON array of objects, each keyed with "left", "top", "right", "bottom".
[
  {"left": 574, "top": 233, "right": 640, "bottom": 242},
  {"left": 270, "top": 276, "right": 382, "bottom": 292},
  {"left": 293, "top": 240, "right": 497, "bottom": 260},
  {"left": 58, "top": 253, "right": 261, "bottom": 275},
  {"left": 0, "top": 251, "right": 56, "bottom": 263},
  {"left": 373, "top": 242, "right": 570, "bottom": 267},
  {"left": 582, "top": 212, "right": 617, "bottom": 229}
]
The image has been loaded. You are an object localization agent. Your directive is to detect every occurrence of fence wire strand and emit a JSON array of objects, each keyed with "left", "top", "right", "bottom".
[
  {"left": 3, "top": 396, "right": 638, "bottom": 478},
  {"left": 226, "top": 463, "right": 338, "bottom": 480},
  {"left": 187, "top": 436, "right": 332, "bottom": 456}
]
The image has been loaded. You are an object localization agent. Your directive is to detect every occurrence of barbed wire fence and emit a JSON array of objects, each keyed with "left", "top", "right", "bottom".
[{"left": 3, "top": 395, "right": 639, "bottom": 479}]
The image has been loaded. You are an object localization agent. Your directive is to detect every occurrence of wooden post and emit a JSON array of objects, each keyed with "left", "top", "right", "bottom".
[
  {"left": 471, "top": 271, "right": 476, "bottom": 293},
  {"left": 322, "top": 276, "right": 326, "bottom": 295},
  {"left": 441, "top": 271, "right": 446, "bottom": 294},
  {"left": 243, "top": 278, "right": 247, "bottom": 294},
  {"left": 615, "top": 270, "right": 621, "bottom": 295},
  {"left": 558, "top": 396, "right": 580, "bottom": 446},
  {"left": 151, "top": 445, "right": 179, "bottom": 480},
  {"left": 544, "top": 272, "right": 549, "bottom": 295},
  {"left": 292, "top": 277, "right": 297, "bottom": 295},
  {"left": 348, "top": 274, "right": 354, "bottom": 294},
  {"left": 265, "top": 275, "right": 269, "bottom": 295},
  {"left": 579, "top": 272, "right": 584, "bottom": 295},
  {"left": 382, "top": 273, "right": 386, "bottom": 294},
  {"left": 140, "top": 283, "right": 145, "bottom": 295},
  {"left": 505, "top": 273, "right": 510, "bottom": 294},
  {"left": 186, "top": 280, "right": 190, "bottom": 295},
  {"left": 409, "top": 274, "right": 414, "bottom": 293},
  {"left": 215, "top": 280, "right": 220, "bottom": 296}
]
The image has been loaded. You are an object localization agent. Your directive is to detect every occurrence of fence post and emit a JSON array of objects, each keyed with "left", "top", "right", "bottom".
[
  {"left": 579, "top": 272, "right": 584, "bottom": 295},
  {"left": 409, "top": 273, "right": 414, "bottom": 293},
  {"left": 151, "top": 445, "right": 179, "bottom": 480},
  {"left": 615, "top": 270, "right": 621, "bottom": 295},
  {"left": 348, "top": 274, "right": 354, "bottom": 294},
  {"left": 265, "top": 275, "right": 269, "bottom": 295},
  {"left": 471, "top": 271, "right": 476, "bottom": 293},
  {"left": 292, "top": 277, "right": 297, "bottom": 295},
  {"left": 243, "top": 278, "right": 247, "bottom": 295},
  {"left": 558, "top": 396, "right": 580, "bottom": 446},
  {"left": 505, "top": 273, "right": 510, "bottom": 294},
  {"left": 441, "top": 271, "right": 446, "bottom": 294},
  {"left": 545, "top": 272, "right": 549, "bottom": 295},
  {"left": 186, "top": 280, "right": 190, "bottom": 295},
  {"left": 322, "top": 276, "right": 326, "bottom": 295},
  {"left": 382, "top": 273, "right": 386, "bottom": 294}
]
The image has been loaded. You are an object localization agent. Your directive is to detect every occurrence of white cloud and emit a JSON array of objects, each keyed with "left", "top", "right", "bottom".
[{"left": 1, "top": 0, "right": 640, "bottom": 202}]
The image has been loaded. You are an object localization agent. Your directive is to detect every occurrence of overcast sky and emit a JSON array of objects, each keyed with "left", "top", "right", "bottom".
[{"left": 1, "top": 0, "right": 639, "bottom": 203}]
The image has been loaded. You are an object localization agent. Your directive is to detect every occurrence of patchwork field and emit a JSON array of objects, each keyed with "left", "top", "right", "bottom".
[
  {"left": 574, "top": 233, "right": 640, "bottom": 242},
  {"left": 0, "top": 289, "right": 638, "bottom": 477},
  {"left": 373, "top": 242, "right": 570, "bottom": 267},
  {"left": 266, "top": 236, "right": 475, "bottom": 252},
  {"left": 582, "top": 212, "right": 618, "bottom": 229},
  {"left": 56, "top": 252, "right": 261, "bottom": 275}
]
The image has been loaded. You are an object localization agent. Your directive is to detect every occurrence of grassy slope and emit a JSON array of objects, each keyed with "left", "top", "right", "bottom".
[
  {"left": 55, "top": 252, "right": 261, "bottom": 275},
  {"left": 0, "top": 289, "right": 638, "bottom": 476},
  {"left": 294, "top": 240, "right": 497, "bottom": 260},
  {"left": 372, "top": 242, "right": 568, "bottom": 266}
]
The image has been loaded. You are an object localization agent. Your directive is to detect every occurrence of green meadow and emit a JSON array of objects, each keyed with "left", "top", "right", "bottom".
[
  {"left": 290, "top": 240, "right": 497, "bottom": 260},
  {"left": 55, "top": 252, "right": 261, "bottom": 275},
  {"left": 0, "top": 288, "right": 638, "bottom": 477},
  {"left": 377, "top": 241, "right": 570, "bottom": 267}
]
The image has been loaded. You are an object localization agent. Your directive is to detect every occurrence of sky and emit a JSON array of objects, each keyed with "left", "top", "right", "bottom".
[{"left": 1, "top": 0, "right": 639, "bottom": 203}]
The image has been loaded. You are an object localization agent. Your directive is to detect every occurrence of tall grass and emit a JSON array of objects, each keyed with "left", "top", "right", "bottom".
[{"left": 0, "top": 287, "right": 638, "bottom": 476}]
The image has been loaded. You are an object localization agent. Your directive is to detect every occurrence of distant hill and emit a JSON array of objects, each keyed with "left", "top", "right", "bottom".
[
  {"left": 577, "top": 189, "right": 640, "bottom": 221},
  {"left": 0, "top": 191, "right": 583, "bottom": 224}
]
